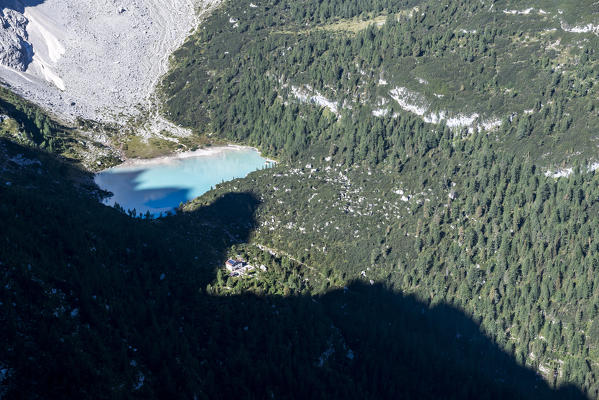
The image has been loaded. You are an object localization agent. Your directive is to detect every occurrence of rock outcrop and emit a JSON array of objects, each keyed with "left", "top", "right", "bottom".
[{"left": 0, "top": 8, "right": 31, "bottom": 71}]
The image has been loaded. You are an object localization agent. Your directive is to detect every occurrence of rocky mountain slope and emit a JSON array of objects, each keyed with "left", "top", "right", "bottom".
[{"left": 0, "top": 0, "right": 220, "bottom": 123}]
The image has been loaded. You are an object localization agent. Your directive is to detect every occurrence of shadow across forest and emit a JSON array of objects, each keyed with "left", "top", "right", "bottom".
[{"left": 0, "top": 138, "right": 588, "bottom": 399}]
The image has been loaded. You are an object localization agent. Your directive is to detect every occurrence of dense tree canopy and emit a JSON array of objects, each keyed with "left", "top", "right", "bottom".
[{"left": 4, "top": 0, "right": 599, "bottom": 397}]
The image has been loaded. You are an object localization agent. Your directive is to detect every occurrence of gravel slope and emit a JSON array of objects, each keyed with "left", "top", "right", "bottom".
[{"left": 0, "top": 0, "right": 221, "bottom": 125}]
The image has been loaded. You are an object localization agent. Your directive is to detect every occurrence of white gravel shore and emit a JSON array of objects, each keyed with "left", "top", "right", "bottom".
[{"left": 103, "top": 145, "right": 271, "bottom": 169}]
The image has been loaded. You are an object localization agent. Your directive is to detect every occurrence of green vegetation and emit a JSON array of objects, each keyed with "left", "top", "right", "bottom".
[
  {"left": 0, "top": 86, "right": 74, "bottom": 155},
  {"left": 0, "top": 138, "right": 584, "bottom": 399},
  {"left": 0, "top": 86, "right": 122, "bottom": 169},
  {"left": 123, "top": 136, "right": 184, "bottom": 159},
  {"left": 161, "top": 0, "right": 599, "bottom": 164},
  {"left": 160, "top": 0, "right": 599, "bottom": 396}
]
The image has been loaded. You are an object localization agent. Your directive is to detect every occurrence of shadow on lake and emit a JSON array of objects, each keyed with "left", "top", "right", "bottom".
[
  {"left": 0, "top": 138, "right": 590, "bottom": 399},
  {"left": 94, "top": 169, "right": 193, "bottom": 216},
  {"left": 94, "top": 147, "right": 272, "bottom": 216}
]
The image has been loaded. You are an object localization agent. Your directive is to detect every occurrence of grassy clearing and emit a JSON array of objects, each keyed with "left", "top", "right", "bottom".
[
  {"left": 121, "top": 133, "right": 230, "bottom": 160},
  {"left": 276, "top": 7, "right": 420, "bottom": 35},
  {"left": 317, "top": 14, "right": 390, "bottom": 33},
  {"left": 122, "top": 136, "right": 182, "bottom": 159}
]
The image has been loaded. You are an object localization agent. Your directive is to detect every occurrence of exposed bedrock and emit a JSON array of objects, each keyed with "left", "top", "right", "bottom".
[{"left": 0, "top": 6, "right": 32, "bottom": 71}]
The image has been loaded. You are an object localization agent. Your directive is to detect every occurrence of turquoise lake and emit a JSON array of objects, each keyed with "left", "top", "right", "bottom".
[{"left": 94, "top": 146, "right": 272, "bottom": 216}]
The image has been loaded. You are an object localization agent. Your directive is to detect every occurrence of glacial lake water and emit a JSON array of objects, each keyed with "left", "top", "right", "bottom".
[{"left": 94, "top": 146, "right": 272, "bottom": 216}]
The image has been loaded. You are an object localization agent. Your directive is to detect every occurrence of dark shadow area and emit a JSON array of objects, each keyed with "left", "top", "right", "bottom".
[
  {"left": 145, "top": 189, "right": 190, "bottom": 210},
  {"left": 203, "top": 283, "right": 587, "bottom": 400},
  {"left": 0, "top": 138, "right": 589, "bottom": 399}
]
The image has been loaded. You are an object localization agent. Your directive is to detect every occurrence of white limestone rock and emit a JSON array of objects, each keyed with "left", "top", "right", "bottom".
[{"left": 0, "top": 8, "right": 31, "bottom": 71}]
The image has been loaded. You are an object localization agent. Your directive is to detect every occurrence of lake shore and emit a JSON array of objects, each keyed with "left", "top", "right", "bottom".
[
  {"left": 106, "top": 144, "right": 276, "bottom": 172},
  {"left": 94, "top": 145, "right": 274, "bottom": 215}
]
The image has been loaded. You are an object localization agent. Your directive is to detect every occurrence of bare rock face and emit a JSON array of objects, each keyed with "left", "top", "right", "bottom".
[{"left": 0, "top": 8, "right": 31, "bottom": 71}]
